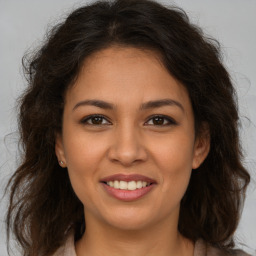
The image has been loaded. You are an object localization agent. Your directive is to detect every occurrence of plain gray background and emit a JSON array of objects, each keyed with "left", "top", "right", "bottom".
[{"left": 0, "top": 0, "right": 255, "bottom": 255}]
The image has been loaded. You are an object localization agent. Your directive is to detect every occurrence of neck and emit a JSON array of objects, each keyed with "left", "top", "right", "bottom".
[{"left": 75, "top": 213, "right": 194, "bottom": 256}]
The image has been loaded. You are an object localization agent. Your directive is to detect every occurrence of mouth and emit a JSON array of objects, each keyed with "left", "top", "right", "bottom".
[
  {"left": 104, "top": 180, "right": 151, "bottom": 190},
  {"left": 100, "top": 174, "right": 156, "bottom": 201}
]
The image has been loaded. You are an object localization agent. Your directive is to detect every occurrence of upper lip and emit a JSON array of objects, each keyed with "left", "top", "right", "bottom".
[{"left": 100, "top": 174, "right": 157, "bottom": 184}]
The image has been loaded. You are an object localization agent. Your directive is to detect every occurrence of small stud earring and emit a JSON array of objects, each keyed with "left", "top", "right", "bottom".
[{"left": 59, "top": 160, "right": 64, "bottom": 165}]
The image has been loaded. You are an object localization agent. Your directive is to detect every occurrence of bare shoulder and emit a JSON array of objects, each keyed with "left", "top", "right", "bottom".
[{"left": 194, "top": 239, "right": 251, "bottom": 256}]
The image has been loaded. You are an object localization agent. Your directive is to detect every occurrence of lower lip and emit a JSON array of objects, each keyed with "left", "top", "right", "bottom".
[{"left": 102, "top": 183, "right": 155, "bottom": 201}]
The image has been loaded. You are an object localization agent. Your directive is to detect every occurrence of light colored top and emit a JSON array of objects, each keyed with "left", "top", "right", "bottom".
[{"left": 52, "top": 234, "right": 250, "bottom": 256}]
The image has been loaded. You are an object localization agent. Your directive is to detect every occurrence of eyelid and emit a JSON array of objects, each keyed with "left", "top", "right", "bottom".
[
  {"left": 80, "top": 114, "right": 177, "bottom": 126},
  {"left": 80, "top": 114, "right": 112, "bottom": 125},
  {"left": 144, "top": 114, "right": 177, "bottom": 126}
]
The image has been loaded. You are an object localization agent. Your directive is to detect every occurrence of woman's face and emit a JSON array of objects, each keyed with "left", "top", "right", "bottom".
[{"left": 56, "top": 46, "right": 209, "bottom": 231}]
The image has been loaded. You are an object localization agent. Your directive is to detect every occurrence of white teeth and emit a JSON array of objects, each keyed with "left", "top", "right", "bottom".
[
  {"left": 137, "top": 181, "right": 142, "bottom": 189},
  {"left": 114, "top": 180, "right": 119, "bottom": 189},
  {"left": 127, "top": 181, "right": 136, "bottom": 190},
  {"left": 106, "top": 180, "right": 150, "bottom": 190},
  {"left": 119, "top": 181, "right": 128, "bottom": 189}
]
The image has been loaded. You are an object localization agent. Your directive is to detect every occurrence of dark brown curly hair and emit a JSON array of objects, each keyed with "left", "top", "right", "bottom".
[{"left": 6, "top": 0, "right": 250, "bottom": 255}]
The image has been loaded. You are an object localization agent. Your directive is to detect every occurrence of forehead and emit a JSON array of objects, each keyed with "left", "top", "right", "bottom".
[
  {"left": 83, "top": 46, "right": 163, "bottom": 68},
  {"left": 66, "top": 46, "right": 191, "bottom": 111}
]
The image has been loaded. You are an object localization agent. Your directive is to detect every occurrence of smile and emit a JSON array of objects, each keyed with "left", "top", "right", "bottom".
[
  {"left": 106, "top": 180, "right": 150, "bottom": 190},
  {"left": 100, "top": 174, "right": 156, "bottom": 201}
]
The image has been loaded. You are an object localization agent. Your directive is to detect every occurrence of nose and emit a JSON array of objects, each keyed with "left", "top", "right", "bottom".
[{"left": 107, "top": 124, "right": 148, "bottom": 166}]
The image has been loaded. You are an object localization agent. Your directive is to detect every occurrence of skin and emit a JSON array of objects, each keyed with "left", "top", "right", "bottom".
[{"left": 55, "top": 46, "right": 210, "bottom": 256}]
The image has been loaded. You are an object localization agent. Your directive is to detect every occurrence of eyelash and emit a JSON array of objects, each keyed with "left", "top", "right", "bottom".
[
  {"left": 145, "top": 115, "right": 177, "bottom": 126},
  {"left": 81, "top": 114, "right": 111, "bottom": 125},
  {"left": 80, "top": 114, "right": 177, "bottom": 126}
]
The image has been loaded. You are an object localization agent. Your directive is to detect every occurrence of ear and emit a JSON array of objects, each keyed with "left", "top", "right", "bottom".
[
  {"left": 55, "top": 133, "right": 67, "bottom": 167},
  {"left": 192, "top": 123, "right": 210, "bottom": 169}
]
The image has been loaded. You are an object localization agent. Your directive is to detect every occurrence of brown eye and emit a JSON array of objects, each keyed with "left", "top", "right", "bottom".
[
  {"left": 81, "top": 115, "right": 111, "bottom": 125},
  {"left": 145, "top": 115, "right": 177, "bottom": 126},
  {"left": 152, "top": 116, "right": 165, "bottom": 125},
  {"left": 91, "top": 116, "right": 104, "bottom": 124}
]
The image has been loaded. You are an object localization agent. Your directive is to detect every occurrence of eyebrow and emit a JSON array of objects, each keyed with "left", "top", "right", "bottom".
[
  {"left": 73, "top": 100, "right": 114, "bottom": 111},
  {"left": 72, "top": 98, "right": 184, "bottom": 112},
  {"left": 140, "top": 99, "right": 184, "bottom": 112}
]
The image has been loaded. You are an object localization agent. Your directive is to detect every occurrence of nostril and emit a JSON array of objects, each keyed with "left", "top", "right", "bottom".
[{"left": 107, "top": 143, "right": 148, "bottom": 166}]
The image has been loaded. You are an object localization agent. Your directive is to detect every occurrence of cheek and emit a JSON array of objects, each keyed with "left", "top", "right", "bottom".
[
  {"left": 63, "top": 129, "right": 106, "bottom": 168},
  {"left": 150, "top": 133, "right": 194, "bottom": 193},
  {"left": 62, "top": 133, "right": 106, "bottom": 201}
]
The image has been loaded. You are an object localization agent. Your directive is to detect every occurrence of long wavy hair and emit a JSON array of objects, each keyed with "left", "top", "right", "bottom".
[{"left": 6, "top": 0, "right": 250, "bottom": 255}]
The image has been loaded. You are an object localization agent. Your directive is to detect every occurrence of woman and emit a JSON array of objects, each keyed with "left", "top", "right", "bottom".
[{"left": 6, "top": 0, "right": 251, "bottom": 255}]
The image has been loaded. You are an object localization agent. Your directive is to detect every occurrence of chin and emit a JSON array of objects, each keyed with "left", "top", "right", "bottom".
[
  {"left": 107, "top": 217, "right": 152, "bottom": 231},
  {"left": 98, "top": 206, "right": 157, "bottom": 231}
]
